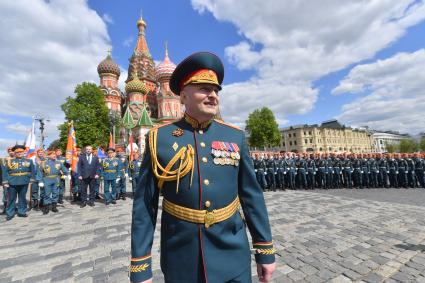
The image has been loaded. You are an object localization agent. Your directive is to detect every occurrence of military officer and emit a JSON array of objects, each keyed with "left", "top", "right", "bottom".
[
  {"left": 414, "top": 153, "right": 424, "bottom": 188},
  {"left": 116, "top": 148, "right": 129, "bottom": 200},
  {"left": 332, "top": 154, "right": 343, "bottom": 189},
  {"left": 306, "top": 154, "right": 316, "bottom": 189},
  {"left": 387, "top": 154, "right": 398, "bottom": 188},
  {"left": 54, "top": 148, "right": 68, "bottom": 204},
  {"left": 38, "top": 150, "right": 69, "bottom": 214},
  {"left": 360, "top": 154, "right": 370, "bottom": 189},
  {"left": 101, "top": 148, "right": 123, "bottom": 205},
  {"left": 342, "top": 153, "right": 353, "bottom": 188},
  {"left": 130, "top": 52, "right": 276, "bottom": 283},
  {"left": 1, "top": 147, "right": 15, "bottom": 214},
  {"left": 253, "top": 153, "right": 267, "bottom": 191},
  {"left": 130, "top": 151, "right": 143, "bottom": 195},
  {"left": 396, "top": 154, "right": 408, "bottom": 188},
  {"left": 406, "top": 154, "right": 416, "bottom": 188},
  {"left": 377, "top": 153, "right": 389, "bottom": 188},
  {"left": 2, "top": 145, "right": 36, "bottom": 220},
  {"left": 316, "top": 153, "right": 327, "bottom": 189},
  {"left": 286, "top": 153, "right": 296, "bottom": 189},
  {"left": 30, "top": 149, "right": 46, "bottom": 210},
  {"left": 71, "top": 147, "right": 82, "bottom": 202},
  {"left": 368, "top": 154, "right": 379, "bottom": 188},
  {"left": 265, "top": 153, "right": 276, "bottom": 191},
  {"left": 295, "top": 153, "right": 307, "bottom": 189}
]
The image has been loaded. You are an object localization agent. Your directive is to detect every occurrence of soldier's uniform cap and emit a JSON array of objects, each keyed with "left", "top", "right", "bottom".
[
  {"left": 37, "top": 149, "right": 45, "bottom": 153},
  {"left": 170, "top": 51, "right": 224, "bottom": 95},
  {"left": 116, "top": 148, "right": 124, "bottom": 153},
  {"left": 107, "top": 148, "right": 115, "bottom": 153},
  {"left": 13, "top": 145, "right": 26, "bottom": 153},
  {"left": 47, "top": 150, "right": 56, "bottom": 155}
]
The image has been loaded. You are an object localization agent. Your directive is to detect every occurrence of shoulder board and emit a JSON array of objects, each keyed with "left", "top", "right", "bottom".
[
  {"left": 214, "top": 119, "right": 242, "bottom": 131},
  {"left": 152, "top": 121, "right": 173, "bottom": 131}
]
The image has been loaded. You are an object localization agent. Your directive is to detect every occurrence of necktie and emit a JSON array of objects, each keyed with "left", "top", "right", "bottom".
[{"left": 88, "top": 155, "right": 92, "bottom": 164}]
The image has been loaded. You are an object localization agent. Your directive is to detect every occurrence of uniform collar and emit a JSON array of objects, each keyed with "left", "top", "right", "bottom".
[{"left": 183, "top": 112, "right": 213, "bottom": 130}]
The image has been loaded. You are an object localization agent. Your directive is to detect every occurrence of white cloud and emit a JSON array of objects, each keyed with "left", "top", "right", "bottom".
[
  {"left": 5, "top": 122, "right": 31, "bottom": 135},
  {"left": 123, "top": 36, "right": 134, "bottom": 47},
  {"left": 102, "top": 13, "right": 114, "bottom": 24},
  {"left": 191, "top": 0, "right": 425, "bottom": 126},
  {"left": 0, "top": 138, "right": 17, "bottom": 157},
  {"left": 334, "top": 49, "right": 425, "bottom": 134},
  {"left": 0, "top": 0, "right": 111, "bottom": 141}
]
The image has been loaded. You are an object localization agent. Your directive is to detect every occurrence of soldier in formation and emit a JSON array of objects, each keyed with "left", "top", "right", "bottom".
[{"left": 250, "top": 152, "right": 425, "bottom": 190}]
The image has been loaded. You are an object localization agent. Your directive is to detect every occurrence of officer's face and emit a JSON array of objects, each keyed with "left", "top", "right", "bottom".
[
  {"left": 85, "top": 146, "right": 93, "bottom": 155},
  {"left": 108, "top": 152, "right": 114, "bottom": 158},
  {"left": 48, "top": 153, "right": 56, "bottom": 160},
  {"left": 8, "top": 150, "right": 15, "bottom": 158},
  {"left": 180, "top": 83, "right": 219, "bottom": 121},
  {"left": 56, "top": 150, "right": 62, "bottom": 157},
  {"left": 15, "top": 151, "right": 24, "bottom": 158}
]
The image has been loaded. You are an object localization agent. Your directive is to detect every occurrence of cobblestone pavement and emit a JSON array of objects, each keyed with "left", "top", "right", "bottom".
[{"left": 1, "top": 188, "right": 425, "bottom": 283}]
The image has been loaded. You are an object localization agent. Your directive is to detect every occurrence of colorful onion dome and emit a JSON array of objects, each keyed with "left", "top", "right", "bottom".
[
  {"left": 125, "top": 75, "right": 148, "bottom": 94},
  {"left": 97, "top": 54, "right": 120, "bottom": 76},
  {"left": 155, "top": 44, "right": 176, "bottom": 81}
]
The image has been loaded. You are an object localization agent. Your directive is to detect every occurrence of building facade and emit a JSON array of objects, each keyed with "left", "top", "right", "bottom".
[
  {"left": 371, "top": 131, "right": 410, "bottom": 153},
  {"left": 97, "top": 16, "right": 182, "bottom": 150},
  {"left": 280, "top": 120, "right": 374, "bottom": 154}
]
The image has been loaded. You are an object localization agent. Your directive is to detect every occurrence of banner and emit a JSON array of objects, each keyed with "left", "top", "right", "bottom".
[
  {"left": 65, "top": 121, "right": 78, "bottom": 172},
  {"left": 25, "top": 120, "right": 37, "bottom": 161}
]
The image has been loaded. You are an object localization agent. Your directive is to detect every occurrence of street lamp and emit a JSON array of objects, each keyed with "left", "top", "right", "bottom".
[{"left": 34, "top": 116, "right": 50, "bottom": 149}]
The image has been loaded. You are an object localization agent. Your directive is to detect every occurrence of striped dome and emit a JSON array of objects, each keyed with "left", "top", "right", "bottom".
[
  {"left": 97, "top": 55, "right": 121, "bottom": 76},
  {"left": 125, "top": 76, "right": 148, "bottom": 94},
  {"left": 155, "top": 47, "right": 176, "bottom": 81}
]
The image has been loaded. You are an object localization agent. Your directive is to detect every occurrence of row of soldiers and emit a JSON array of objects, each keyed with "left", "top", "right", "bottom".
[
  {"left": 0, "top": 145, "right": 143, "bottom": 221},
  {"left": 251, "top": 152, "right": 425, "bottom": 191}
]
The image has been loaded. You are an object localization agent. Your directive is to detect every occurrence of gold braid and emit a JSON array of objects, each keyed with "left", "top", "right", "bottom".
[{"left": 149, "top": 128, "right": 195, "bottom": 193}]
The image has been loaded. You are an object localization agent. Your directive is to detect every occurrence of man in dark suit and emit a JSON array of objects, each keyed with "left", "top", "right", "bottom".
[{"left": 77, "top": 145, "right": 100, "bottom": 207}]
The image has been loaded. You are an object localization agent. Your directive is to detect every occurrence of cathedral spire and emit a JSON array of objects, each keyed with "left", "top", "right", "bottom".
[{"left": 135, "top": 14, "right": 150, "bottom": 56}]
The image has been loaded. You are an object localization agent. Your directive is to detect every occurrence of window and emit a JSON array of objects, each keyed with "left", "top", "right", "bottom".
[
  {"left": 289, "top": 141, "right": 292, "bottom": 146},
  {"left": 293, "top": 133, "right": 296, "bottom": 137},
  {"left": 304, "top": 131, "right": 307, "bottom": 136},
  {"left": 310, "top": 138, "right": 313, "bottom": 143},
  {"left": 294, "top": 141, "right": 297, "bottom": 145},
  {"left": 283, "top": 142, "right": 285, "bottom": 146},
  {"left": 288, "top": 133, "right": 292, "bottom": 138},
  {"left": 309, "top": 131, "right": 312, "bottom": 135},
  {"left": 305, "top": 139, "right": 308, "bottom": 144}
]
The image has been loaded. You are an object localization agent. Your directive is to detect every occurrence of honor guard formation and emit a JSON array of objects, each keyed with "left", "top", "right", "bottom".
[
  {"left": 251, "top": 152, "right": 425, "bottom": 191},
  {"left": 1, "top": 144, "right": 139, "bottom": 221}
]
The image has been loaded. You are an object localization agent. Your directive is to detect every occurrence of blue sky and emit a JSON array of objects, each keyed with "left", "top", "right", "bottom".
[{"left": 0, "top": 0, "right": 424, "bottom": 153}]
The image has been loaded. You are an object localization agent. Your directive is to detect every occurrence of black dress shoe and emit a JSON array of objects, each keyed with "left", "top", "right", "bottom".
[
  {"left": 80, "top": 202, "right": 87, "bottom": 208},
  {"left": 88, "top": 202, "right": 95, "bottom": 207},
  {"left": 51, "top": 203, "right": 59, "bottom": 213},
  {"left": 6, "top": 216, "right": 13, "bottom": 221},
  {"left": 95, "top": 194, "right": 101, "bottom": 200},
  {"left": 17, "top": 213, "right": 28, "bottom": 217},
  {"left": 111, "top": 200, "right": 116, "bottom": 204}
]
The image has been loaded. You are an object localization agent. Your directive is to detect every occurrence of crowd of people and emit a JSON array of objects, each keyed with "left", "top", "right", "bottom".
[
  {"left": 0, "top": 145, "right": 142, "bottom": 221},
  {"left": 251, "top": 152, "right": 425, "bottom": 191}
]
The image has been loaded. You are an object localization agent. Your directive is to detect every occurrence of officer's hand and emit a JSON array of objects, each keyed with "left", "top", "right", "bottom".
[
  {"left": 95, "top": 175, "right": 99, "bottom": 179},
  {"left": 257, "top": 262, "right": 276, "bottom": 282},
  {"left": 3, "top": 184, "right": 9, "bottom": 188},
  {"left": 67, "top": 175, "right": 71, "bottom": 180},
  {"left": 78, "top": 176, "right": 83, "bottom": 180},
  {"left": 39, "top": 182, "right": 45, "bottom": 187},
  {"left": 129, "top": 177, "right": 132, "bottom": 181},
  {"left": 125, "top": 173, "right": 129, "bottom": 178}
]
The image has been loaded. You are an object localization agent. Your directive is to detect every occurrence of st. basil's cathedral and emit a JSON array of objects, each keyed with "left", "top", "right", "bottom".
[{"left": 96, "top": 16, "right": 182, "bottom": 152}]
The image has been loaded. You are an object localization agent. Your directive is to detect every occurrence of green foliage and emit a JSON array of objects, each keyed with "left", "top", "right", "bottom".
[
  {"left": 385, "top": 142, "right": 397, "bottom": 153},
  {"left": 245, "top": 107, "right": 281, "bottom": 148},
  {"left": 58, "top": 82, "right": 110, "bottom": 149},
  {"left": 399, "top": 139, "right": 419, "bottom": 153},
  {"left": 420, "top": 137, "right": 425, "bottom": 151},
  {"left": 48, "top": 139, "right": 60, "bottom": 150}
]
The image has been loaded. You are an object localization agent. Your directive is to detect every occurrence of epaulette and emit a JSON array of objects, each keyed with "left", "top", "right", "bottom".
[
  {"left": 152, "top": 121, "right": 173, "bottom": 131},
  {"left": 214, "top": 119, "right": 242, "bottom": 131}
]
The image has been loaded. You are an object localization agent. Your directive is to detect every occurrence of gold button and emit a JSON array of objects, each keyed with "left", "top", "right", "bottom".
[
  {"left": 204, "top": 179, "right": 209, "bottom": 186},
  {"left": 202, "top": 157, "right": 208, "bottom": 163},
  {"left": 205, "top": 201, "right": 211, "bottom": 208},
  {"left": 199, "top": 130, "right": 204, "bottom": 134},
  {"left": 200, "top": 142, "right": 206, "bottom": 148}
]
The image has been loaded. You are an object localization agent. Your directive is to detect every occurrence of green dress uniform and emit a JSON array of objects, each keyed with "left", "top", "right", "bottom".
[
  {"left": 56, "top": 156, "right": 67, "bottom": 203},
  {"left": 130, "top": 52, "right": 275, "bottom": 283},
  {"left": 101, "top": 155, "right": 123, "bottom": 204},
  {"left": 37, "top": 159, "right": 69, "bottom": 213},
  {"left": 130, "top": 158, "right": 143, "bottom": 193},
  {"left": 117, "top": 154, "right": 129, "bottom": 199},
  {"left": 2, "top": 147, "right": 36, "bottom": 219}
]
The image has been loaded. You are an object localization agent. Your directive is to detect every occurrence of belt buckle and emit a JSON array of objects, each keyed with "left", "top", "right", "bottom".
[{"left": 204, "top": 210, "right": 216, "bottom": 229}]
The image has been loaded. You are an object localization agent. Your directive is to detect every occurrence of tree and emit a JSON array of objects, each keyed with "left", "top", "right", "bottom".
[
  {"left": 420, "top": 137, "right": 425, "bottom": 152},
  {"left": 385, "top": 142, "right": 398, "bottom": 153},
  {"left": 48, "top": 139, "right": 61, "bottom": 150},
  {"left": 399, "top": 139, "right": 419, "bottom": 153},
  {"left": 245, "top": 107, "right": 281, "bottom": 148},
  {"left": 58, "top": 82, "right": 110, "bottom": 150}
]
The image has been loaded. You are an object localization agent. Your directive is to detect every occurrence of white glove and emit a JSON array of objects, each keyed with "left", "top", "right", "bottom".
[
  {"left": 396, "top": 171, "right": 399, "bottom": 174},
  {"left": 387, "top": 171, "right": 389, "bottom": 174},
  {"left": 129, "top": 177, "right": 133, "bottom": 181},
  {"left": 361, "top": 171, "right": 364, "bottom": 174},
  {"left": 39, "top": 182, "right": 45, "bottom": 187},
  {"left": 116, "top": 178, "right": 121, "bottom": 184},
  {"left": 67, "top": 175, "right": 71, "bottom": 180},
  {"left": 406, "top": 171, "right": 409, "bottom": 173},
  {"left": 125, "top": 173, "right": 129, "bottom": 178},
  {"left": 254, "top": 169, "right": 257, "bottom": 172}
]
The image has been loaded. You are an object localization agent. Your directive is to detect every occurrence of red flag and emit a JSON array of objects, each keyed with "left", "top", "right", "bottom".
[
  {"left": 129, "top": 132, "right": 134, "bottom": 162},
  {"left": 108, "top": 132, "right": 114, "bottom": 149},
  {"left": 65, "top": 121, "right": 78, "bottom": 172}
]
